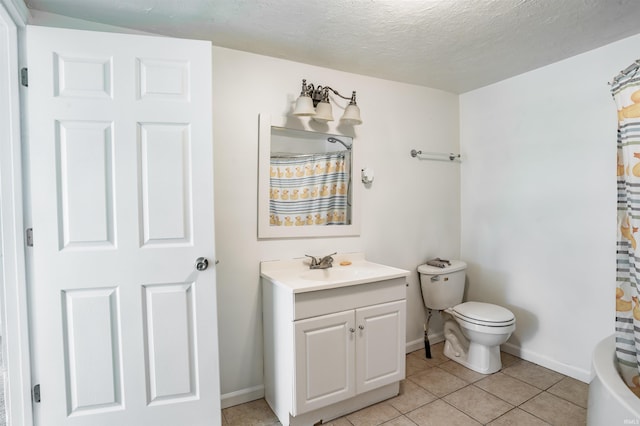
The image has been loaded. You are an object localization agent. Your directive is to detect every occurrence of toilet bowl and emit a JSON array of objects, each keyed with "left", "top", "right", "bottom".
[
  {"left": 443, "top": 301, "right": 515, "bottom": 374},
  {"left": 417, "top": 261, "right": 515, "bottom": 374}
]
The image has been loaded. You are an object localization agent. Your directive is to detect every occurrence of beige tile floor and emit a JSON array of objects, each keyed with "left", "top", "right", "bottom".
[{"left": 221, "top": 342, "right": 588, "bottom": 426}]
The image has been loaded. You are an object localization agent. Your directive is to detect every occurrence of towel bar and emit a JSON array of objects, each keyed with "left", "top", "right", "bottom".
[{"left": 410, "top": 149, "right": 461, "bottom": 162}]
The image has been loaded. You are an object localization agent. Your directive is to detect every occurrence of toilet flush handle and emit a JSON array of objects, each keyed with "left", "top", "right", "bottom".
[{"left": 430, "top": 275, "right": 440, "bottom": 282}]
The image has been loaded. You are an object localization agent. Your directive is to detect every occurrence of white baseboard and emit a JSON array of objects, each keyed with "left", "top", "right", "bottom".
[
  {"left": 502, "top": 342, "right": 591, "bottom": 383},
  {"left": 220, "top": 384, "right": 265, "bottom": 409},
  {"left": 407, "top": 335, "right": 590, "bottom": 383},
  {"left": 220, "top": 338, "right": 591, "bottom": 411},
  {"left": 406, "top": 332, "right": 444, "bottom": 354},
  {"left": 222, "top": 331, "right": 445, "bottom": 410}
]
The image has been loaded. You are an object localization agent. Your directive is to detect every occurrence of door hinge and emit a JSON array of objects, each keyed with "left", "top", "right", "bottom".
[
  {"left": 20, "top": 68, "right": 28, "bottom": 87},
  {"left": 25, "top": 228, "right": 33, "bottom": 247},
  {"left": 32, "top": 384, "right": 40, "bottom": 403}
]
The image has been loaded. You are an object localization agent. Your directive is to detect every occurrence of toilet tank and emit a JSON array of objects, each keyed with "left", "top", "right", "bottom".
[{"left": 417, "top": 260, "right": 467, "bottom": 310}]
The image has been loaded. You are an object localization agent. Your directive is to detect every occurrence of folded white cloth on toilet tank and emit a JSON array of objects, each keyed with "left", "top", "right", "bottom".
[{"left": 426, "top": 258, "right": 451, "bottom": 268}]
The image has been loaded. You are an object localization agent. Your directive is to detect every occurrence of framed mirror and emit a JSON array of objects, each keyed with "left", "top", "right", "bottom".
[{"left": 257, "top": 113, "right": 361, "bottom": 239}]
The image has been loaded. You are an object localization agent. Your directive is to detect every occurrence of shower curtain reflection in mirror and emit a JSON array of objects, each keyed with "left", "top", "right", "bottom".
[
  {"left": 257, "top": 114, "right": 360, "bottom": 239},
  {"left": 269, "top": 151, "right": 350, "bottom": 227}
]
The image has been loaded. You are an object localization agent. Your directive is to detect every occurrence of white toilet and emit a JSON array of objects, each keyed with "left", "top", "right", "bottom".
[{"left": 417, "top": 260, "right": 515, "bottom": 374}]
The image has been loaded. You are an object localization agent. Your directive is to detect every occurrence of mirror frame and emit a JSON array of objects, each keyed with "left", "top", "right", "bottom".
[{"left": 257, "top": 113, "right": 361, "bottom": 239}]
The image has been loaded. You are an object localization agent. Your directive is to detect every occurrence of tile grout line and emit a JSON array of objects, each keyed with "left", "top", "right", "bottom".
[
  {"left": 515, "top": 399, "right": 554, "bottom": 426},
  {"left": 498, "top": 368, "right": 588, "bottom": 409},
  {"left": 226, "top": 347, "right": 586, "bottom": 426},
  {"left": 405, "top": 356, "right": 583, "bottom": 426}
]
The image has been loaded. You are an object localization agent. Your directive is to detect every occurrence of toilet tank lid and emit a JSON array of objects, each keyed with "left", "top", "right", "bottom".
[{"left": 417, "top": 260, "right": 467, "bottom": 275}]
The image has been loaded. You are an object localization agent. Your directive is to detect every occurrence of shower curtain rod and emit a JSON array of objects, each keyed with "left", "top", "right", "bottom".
[
  {"left": 270, "top": 151, "right": 348, "bottom": 159},
  {"left": 610, "top": 59, "right": 640, "bottom": 85}
]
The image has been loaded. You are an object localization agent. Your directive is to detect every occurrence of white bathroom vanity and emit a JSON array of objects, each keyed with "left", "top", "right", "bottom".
[{"left": 261, "top": 253, "right": 409, "bottom": 426}]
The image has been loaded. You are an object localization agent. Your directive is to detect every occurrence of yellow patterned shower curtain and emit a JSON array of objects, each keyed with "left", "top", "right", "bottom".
[
  {"left": 269, "top": 151, "right": 349, "bottom": 227},
  {"left": 613, "top": 70, "right": 640, "bottom": 397}
]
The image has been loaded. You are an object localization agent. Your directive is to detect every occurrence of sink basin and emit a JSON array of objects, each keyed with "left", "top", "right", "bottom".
[
  {"left": 260, "top": 253, "right": 410, "bottom": 293},
  {"left": 299, "top": 268, "right": 361, "bottom": 282}
]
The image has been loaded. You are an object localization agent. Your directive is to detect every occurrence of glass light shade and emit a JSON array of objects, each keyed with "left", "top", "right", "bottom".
[
  {"left": 312, "top": 101, "right": 334, "bottom": 122},
  {"left": 340, "top": 103, "right": 362, "bottom": 125},
  {"left": 293, "top": 95, "right": 315, "bottom": 116}
]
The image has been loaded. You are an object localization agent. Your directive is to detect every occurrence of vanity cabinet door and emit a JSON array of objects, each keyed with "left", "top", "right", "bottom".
[
  {"left": 355, "top": 300, "right": 406, "bottom": 394},
  {"left": 293, "top": 310, "right": 356, "bottom": 415}
]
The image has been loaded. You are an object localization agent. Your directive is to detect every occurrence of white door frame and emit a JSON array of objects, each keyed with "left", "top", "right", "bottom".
[{"left": 0, "top": 1, "right": 34, "bottom": 425}]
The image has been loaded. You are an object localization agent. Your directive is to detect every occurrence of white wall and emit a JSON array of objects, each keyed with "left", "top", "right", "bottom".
[
  {"left": 459, "top": 34, "right": 640, "bottom": 381},
  {"left": 29, "top": 10, "right": 153, "bottom": 35},
  {"left": 212, "top": 47, "right": 460, "bottom": 402}
]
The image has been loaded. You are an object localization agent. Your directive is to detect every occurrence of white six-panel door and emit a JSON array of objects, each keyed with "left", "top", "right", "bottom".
[{"left": 26, "top": 26, "right": 221, "bottom": 426}]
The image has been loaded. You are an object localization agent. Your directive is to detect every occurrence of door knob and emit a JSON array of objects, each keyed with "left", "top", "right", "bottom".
[{"left": 195, "top": 257, "right": 209, "bottom": 271}]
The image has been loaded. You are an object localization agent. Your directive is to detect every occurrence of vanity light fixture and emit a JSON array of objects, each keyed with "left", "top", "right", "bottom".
[{"left": 293, "top": 79, "right": 362, "bottom": 125}]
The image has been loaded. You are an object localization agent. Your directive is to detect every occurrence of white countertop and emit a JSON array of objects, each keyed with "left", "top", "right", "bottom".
[{"left": 260, "top": 252, "right": 410, "bottom": 293}]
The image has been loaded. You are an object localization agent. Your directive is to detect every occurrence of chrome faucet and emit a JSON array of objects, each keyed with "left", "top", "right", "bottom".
[{"left": 305, "top": 252, "right": 337, "bottom": 269}]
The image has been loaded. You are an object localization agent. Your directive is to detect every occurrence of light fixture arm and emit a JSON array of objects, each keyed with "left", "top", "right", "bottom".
[
  {"left": 300, "top": 79, "right": 357, "bottom": 107},
  {"left": 321, "top": 86, "right": 353, "bottom": 101}
]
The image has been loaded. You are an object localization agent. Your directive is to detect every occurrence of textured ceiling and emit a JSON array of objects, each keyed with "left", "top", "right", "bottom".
[{"left": 24, "top": 0, "right": 640, "bottom": 93}]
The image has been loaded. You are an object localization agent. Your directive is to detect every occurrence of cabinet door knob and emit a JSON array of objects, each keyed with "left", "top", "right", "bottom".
[
  {"left": 349, "top": 328, "right": 355, "bottom": 333},
  {"left": 358, "top": 325, "right": 365, "bottom": 330}
]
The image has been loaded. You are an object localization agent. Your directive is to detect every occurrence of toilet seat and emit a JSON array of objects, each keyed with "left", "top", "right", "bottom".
[{"left": 452, "top": 302, "right": 515, "bottom": 327}]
